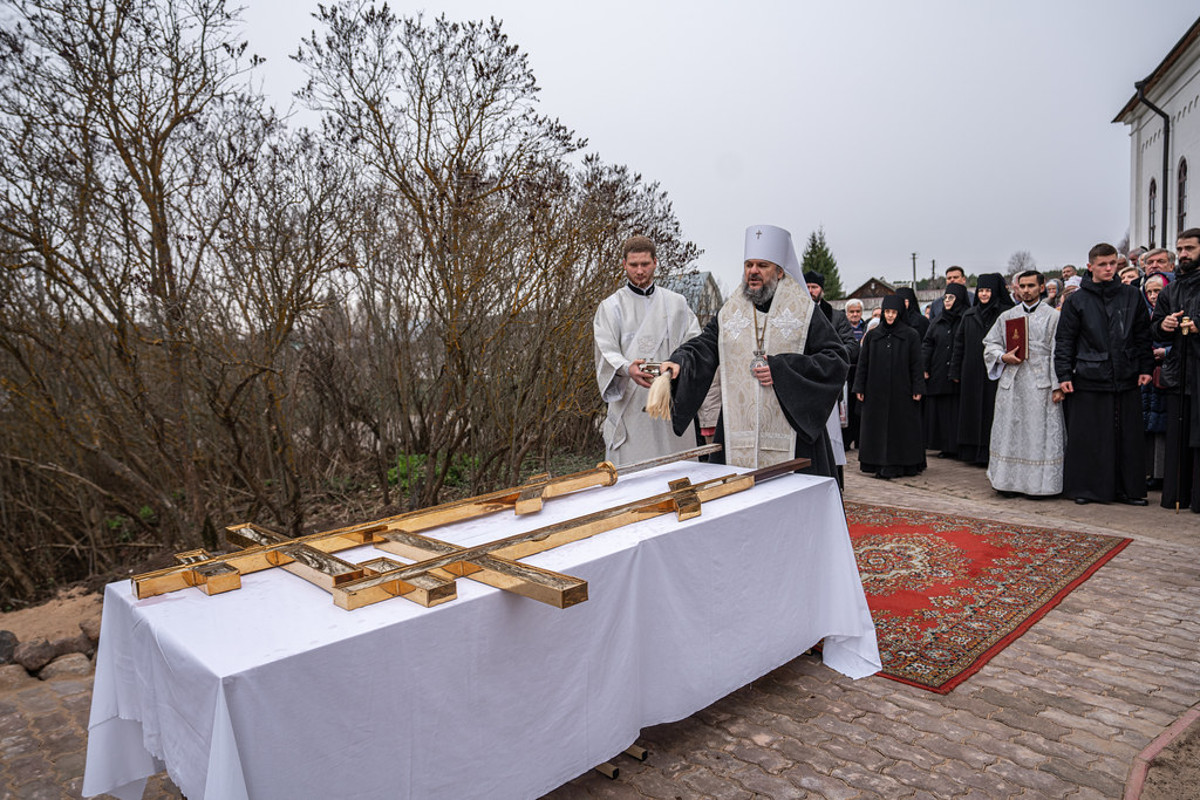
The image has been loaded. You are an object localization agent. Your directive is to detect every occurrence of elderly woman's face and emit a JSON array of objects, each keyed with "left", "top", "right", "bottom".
[
  {"left": 943, "top": 293, "right": 956, "bottom": 310},
  {"left": 1145, "top": 278, "right": 1164, "bottom": 307},
  {"left": 1047, "top": 283, "right": 1058, "bottom": 298}
]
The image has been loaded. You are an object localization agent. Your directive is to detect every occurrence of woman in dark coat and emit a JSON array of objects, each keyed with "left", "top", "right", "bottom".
[
  {"left": 950, "top": 273, "right": 1014, "bottom": 465},
  {"left": 922, "top": 283, "right": 969, "bottom": 456},
  {"left": 1142, "top": 274, "right": 1170, "bottom": 489},
  {"left": 853, "top": 295, "right": 926, "bottom": 479}
]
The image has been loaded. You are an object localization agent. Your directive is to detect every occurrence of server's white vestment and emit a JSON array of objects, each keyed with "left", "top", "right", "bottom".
[
  {"left": 594, "top": 284, "right": 701, "bottom": 466},
  {"left": 983, "top": 302, "right": 1065, "bottom": 496}
]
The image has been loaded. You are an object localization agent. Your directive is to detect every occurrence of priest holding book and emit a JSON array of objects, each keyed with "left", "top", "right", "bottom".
[{"left": 983, "top": 270, "right": 1065, "bottom": 496}]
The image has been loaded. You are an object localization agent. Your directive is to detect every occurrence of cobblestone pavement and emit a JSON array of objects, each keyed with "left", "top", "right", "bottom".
[{"left": 2, "top": 454, "right": 1197, "bottom": 799}]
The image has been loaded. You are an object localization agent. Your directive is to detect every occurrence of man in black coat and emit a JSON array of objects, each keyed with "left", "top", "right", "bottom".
[
  {"left": 1055, "top": 242, "right": 1155, "bottom": 505},
  {"left": 1150, "top": 228, "right": 1200, "bottom": 512}
]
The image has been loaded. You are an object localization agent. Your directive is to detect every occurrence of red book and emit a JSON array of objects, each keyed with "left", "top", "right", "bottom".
[{"left": 1005, "top": 317, "right": 1028, "bottom": 361}]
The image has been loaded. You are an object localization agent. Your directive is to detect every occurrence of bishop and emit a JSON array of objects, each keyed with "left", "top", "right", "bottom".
[{"left": 659, "top": 225, "right": 849, "bottom": 477}]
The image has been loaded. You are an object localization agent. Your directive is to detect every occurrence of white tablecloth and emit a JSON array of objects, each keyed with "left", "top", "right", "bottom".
[{"left": 83, "top": 463, "right": 879, "bottom": 800}]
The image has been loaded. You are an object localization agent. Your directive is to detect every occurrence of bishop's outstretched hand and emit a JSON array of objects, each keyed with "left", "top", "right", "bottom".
[{"left": 658, "top": 361, "right": 681, "bottom": 380}]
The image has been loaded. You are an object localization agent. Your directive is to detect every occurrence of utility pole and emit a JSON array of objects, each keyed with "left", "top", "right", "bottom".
[
  {"left": 931, "top": 259, "right": 936, "bottom": 282},
  {"left": 911, "top": 252, "right": 917, "bottom": 288}
]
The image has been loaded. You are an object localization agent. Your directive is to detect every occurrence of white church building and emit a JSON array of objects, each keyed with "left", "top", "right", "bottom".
[{"left": 1114, "top": 17, "right": 1200, "bottom": 250}]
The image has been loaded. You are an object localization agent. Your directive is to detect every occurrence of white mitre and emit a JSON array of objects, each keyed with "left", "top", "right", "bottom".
[{"left": 743, "top": 224, "right": 803, "bottom": 281}]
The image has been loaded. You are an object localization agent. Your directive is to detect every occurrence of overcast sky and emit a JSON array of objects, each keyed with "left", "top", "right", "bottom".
[{"left": 244, "top": 0, "right": 1198, "bottom": 293}]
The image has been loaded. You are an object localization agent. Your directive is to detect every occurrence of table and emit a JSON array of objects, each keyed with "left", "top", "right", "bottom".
[{"left": 83, "top": 462, "right": 879, "bottom": 800}]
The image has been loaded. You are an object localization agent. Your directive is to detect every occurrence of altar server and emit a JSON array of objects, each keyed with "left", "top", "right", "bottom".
[{"left": 594, "top": 236, "right": 701, "bottom": 466}]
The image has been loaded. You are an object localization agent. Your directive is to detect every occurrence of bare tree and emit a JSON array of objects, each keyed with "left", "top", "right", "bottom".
[
  {"left": 1007, "top": 250, "right": 1037, "bottom": 273},
  {"left": 295, "top": 6, "right": 699, "bottom": 506},
  {"left": 0, "top": 0, "right": 349, "bottom": 598},
  {"left": 0, "top": 1, "right": 700, "bottom": 605}
]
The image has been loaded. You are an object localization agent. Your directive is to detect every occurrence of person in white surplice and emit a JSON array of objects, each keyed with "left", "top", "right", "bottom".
[
  {"left": 983, "top": 270, "right": 1066, "bottom": 496},
  {"left": 594, "top": 236, "right": 701, "bottom": 466}
]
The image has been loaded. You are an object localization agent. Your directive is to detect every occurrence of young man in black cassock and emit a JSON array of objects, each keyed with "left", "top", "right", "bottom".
[
  {"left": 1055, "top": 243, "right": 1155, "bottom": 505},
  {"left": 950, "top": 273, "right": 1014, "bottom": 466},
  {"left": 1150, "top": 228, "right": 1200, "bottom": 512},
  {"left": 853, "top": 295, "right": 925, "bottom": 479}
]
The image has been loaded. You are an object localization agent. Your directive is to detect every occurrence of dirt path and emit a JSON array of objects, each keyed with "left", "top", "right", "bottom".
[{"left": 3, "top": 586, "right": 102, "bottom": 642}]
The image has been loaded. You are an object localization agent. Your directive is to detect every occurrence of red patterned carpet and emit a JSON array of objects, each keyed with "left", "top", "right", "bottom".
[{"left": 844, "top": 503, "right": 1131, "bottom": 693}]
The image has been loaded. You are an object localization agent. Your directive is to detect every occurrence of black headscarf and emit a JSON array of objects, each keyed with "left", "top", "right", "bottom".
[
  {"left": 879, "top": 294, "right": 907, "bottom": 329},
  {"left": 939, "top": 283, "right": 970, "bottom": 323},
  {"left": 975, "top": 273, "right": 1013, "bottom": 326},
  {"left": 895, "top": 287, "right": 924, "bottom": 327}
]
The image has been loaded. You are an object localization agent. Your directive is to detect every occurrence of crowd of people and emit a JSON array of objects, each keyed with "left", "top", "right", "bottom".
[
  {"left": 593, "top": 227, "right": 1200, "bottom": 514},
  {"left": 848, "top": 234, "right": 1200, "bottom": 513}
]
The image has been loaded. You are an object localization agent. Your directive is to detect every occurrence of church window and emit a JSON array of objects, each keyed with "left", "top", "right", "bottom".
[
  {"left": 1149, "top": 179, "right": 1157, "bottom": 246},
  {"left": 1178, "top": 158, "right": 1188, "bottom": 234}
]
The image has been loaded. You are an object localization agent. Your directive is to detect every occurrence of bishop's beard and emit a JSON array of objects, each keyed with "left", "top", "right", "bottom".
[{"left": 742, "top": 278, "right": 778, "bottom": 306}]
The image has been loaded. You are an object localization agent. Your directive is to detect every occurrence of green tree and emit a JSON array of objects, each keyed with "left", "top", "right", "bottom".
[{"left": 800, "top": 227, "right": 844, "bottom": 299}]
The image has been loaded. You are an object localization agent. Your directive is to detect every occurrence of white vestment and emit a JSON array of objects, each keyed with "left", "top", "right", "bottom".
[
  {"left": 983, "top": 303, "right": 1065, "bottom": 496},
  {"left": 594, "top": 285, "right": 701, "bottom": 466},
  {"left": 717, "top": 277, "right": 813, "bottom": 468},
  {"left": 826, "top": 401, "right": 847, "bottom": 467}
]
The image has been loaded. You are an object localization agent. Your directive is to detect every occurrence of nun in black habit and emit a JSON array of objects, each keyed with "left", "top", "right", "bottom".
[
  {"left": 922, "top": 282, "right": 970, "bottom": 456},
  {"left": 950, "top": 273, "right": 1014, "bottom": 465},
  {"left": 895, "top": 286, "right": 929, "bottom": 340},
  {"left": 853, "top": 295, "right": 926, "bottom": 479}
]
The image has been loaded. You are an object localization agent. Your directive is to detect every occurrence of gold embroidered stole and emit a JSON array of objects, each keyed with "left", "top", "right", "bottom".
[{"left": 717, "top": 277, "right": 813, "bottom": 468}]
